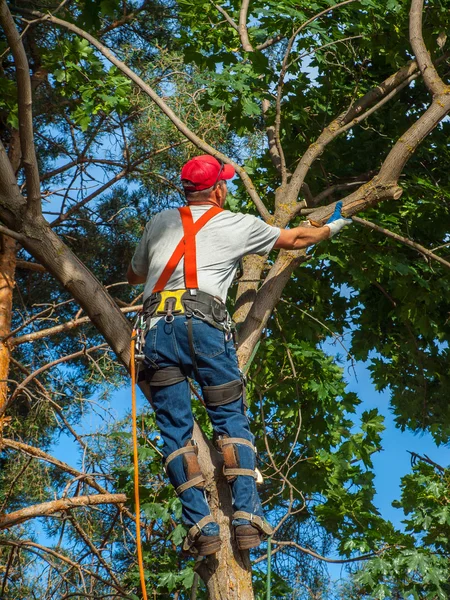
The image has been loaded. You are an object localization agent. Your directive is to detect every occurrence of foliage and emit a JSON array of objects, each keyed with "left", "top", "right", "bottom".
[{"left": 1, "top": 0, "right": 450, "bottom": 597}]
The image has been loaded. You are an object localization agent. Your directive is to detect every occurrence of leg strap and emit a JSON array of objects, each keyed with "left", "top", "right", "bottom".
[
  {"left": 216, "top": 436, "right": 257, "bottom": 482},
  {"left": 216, "top": 437, "right": 256, "bottom": 453},
  {"left": 165, "top": 440, "right": 205, "bottom": 496},
  {"left": 233, "top": 511, "right": 273, "bottom": 537},
  {"left": 148, "top": 366, "right": 186, "bottom": 387},
  {"left": 203, "top": 379, "right": 243, "bottom": 406},
  {"left": 182, "top": 515, "right": 216, "bottom": 553}
]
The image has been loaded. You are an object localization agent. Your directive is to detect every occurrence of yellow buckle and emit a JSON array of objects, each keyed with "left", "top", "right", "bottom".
[{"left": 156, "top": 289, "right": 187, "bottom": 314}]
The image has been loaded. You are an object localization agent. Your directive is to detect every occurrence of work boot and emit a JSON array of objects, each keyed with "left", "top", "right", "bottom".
[{"left": 183, "top": 521, "right": 221, "bottom": 556}]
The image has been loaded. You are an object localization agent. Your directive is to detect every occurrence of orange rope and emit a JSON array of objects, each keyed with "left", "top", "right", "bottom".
[{"left": 130, "top": 331, "right": 149, "bottom": 600}]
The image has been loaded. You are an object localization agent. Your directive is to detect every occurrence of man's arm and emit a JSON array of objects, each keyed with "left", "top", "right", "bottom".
[
  {"left": 274, "top": 225, "right": 330, "bottom": 250},
  {"left": 127, "top": 263, "right": 147, "bottom": 285},
  {"left": 274, "top": 202, "right": 352, "bottom": 250}
]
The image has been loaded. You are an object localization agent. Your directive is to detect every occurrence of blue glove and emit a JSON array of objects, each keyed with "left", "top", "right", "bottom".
[{"left": 326, "top": 201, "right": 352, "bottom": 237}]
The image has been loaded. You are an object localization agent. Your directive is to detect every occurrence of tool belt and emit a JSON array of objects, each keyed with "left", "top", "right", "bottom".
[{"left": 143, "top": 289, "right": 231, "bottom": 332}]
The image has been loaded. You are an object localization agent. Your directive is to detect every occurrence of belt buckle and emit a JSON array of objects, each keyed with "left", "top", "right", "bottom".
[{"left": 156, "top": 289, "right": 186, "bottom": 321}]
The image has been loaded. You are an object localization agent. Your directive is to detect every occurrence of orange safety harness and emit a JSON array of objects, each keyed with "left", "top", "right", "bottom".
[{"left": 152, "top": 205, "right": 223, "bottom": 293}]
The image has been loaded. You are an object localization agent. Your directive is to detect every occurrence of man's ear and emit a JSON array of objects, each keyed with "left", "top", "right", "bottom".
[{"left": 215, "top": 182, "right": 226, "bottom": 206}]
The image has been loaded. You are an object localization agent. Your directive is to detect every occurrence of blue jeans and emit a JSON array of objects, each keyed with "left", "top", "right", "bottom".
[{"left": 143, "top": 314, "right": 264, "bottom": 528}]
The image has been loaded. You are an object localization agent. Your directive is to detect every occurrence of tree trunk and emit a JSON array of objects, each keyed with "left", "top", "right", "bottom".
[
  {"left": 194, "top": 422, "right": 254, "bottom": 599},
  {"left": 0, "top": 234, "right": 16, "bottom": 418}
]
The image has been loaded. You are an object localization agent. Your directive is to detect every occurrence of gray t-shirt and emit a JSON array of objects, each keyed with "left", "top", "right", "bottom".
[{"left": 131, "top": 205, "right": 280, "bottom": 302}]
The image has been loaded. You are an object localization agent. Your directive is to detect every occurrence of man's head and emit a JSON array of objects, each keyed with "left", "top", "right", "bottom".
[{"left": 181, "top": 155, "right": 235, "bottom": 208}]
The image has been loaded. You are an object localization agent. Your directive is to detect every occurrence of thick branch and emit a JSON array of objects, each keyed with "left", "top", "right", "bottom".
[
  {"left": 0, "top": 493, "right": 127, "bottom": 530},
  {"left": 285, "top": 62, "right": 421, "bottom": 217},
  {"left": 238, "top": 0, "right": 253, "bottom": 51},
  {"left": 410, "top": 0, "right": 446, "bottom": 95},
  {"left": 284, "top": 50, "right": 448, "bottom": 221},
  {"left": 0, "top": 1, "right": 41, "bottom": 218},
  {"left": 262, "top": 99, "right": 283, "bottom": 175}
]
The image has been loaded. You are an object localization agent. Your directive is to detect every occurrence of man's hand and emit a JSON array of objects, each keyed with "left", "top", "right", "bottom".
[{"left": 325, "top": 201, "right": 352, "bottom": 238}]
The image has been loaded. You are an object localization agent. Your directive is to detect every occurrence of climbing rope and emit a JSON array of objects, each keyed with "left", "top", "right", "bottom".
[{"left": 130, "top": 331, "right": 149, "bottom": 600}]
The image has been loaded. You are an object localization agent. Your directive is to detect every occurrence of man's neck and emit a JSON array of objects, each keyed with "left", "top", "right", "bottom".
[{"left": 187, "top": 201, "right": 221, "bottom": 208}]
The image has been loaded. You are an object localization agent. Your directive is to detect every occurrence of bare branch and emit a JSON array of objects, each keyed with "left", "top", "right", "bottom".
[
  {"left": 67, "top": 515, "right": 124, "bottom": 591},
  {"left": 9, "top": 343, "right": 109, "bottom": 405},
  {"left": 45, "top": 142, "right": 187, "bottom": 226},
  {"left": 268, "top": 539, "right": 384, "bottom": 564},
  {"left": 0, "top": 0, "right": 41, "bottom": 218},
  {"left": 352, "top": 215, "right": 450, "bottom": 271},
  {"left": 1, "top": 438, "right": 112, "bottom": 494},
  {"left": 11, "top": 304, "right": 142, "bottom": 346},
  {"left": 0, "top": 493, "right": 127, "bottom": 530},
  {"left": 0, "top": 539, "right": 128, "bottom": 595},
  {"left": 16, "top": 259, "right": 46, "bottom": 272},
  {"left": 0, "top": 224, "right": 27, "bottom": 243},
  {"left": 51, "top": 168, "right": 128, "bottom": 227},
  {"left": 211, "top": 1, "right": 239, "bottom": 32},
  {"left": 410, "top": 0, "right": 446, "bottom": 95},
  {"left": 255, "top": 34, "right": 284, "bottom": 52}
]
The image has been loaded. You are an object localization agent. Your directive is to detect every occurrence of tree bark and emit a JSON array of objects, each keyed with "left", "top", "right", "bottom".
[{"left": 0, "top": 234, "right": 16, "bottom": 417}]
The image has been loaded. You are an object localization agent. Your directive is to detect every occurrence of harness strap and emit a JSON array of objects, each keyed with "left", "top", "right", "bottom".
[
  {"left": 182, "top": 515, "right": 216, "bottom": 553},
  {"left": 148, "top": 365, "right": 186, "bottom": 387},
  {"left": 224, "top": 467, "right": 257, "bottom": 479},
  {"left": 176, "top": 475, "right": 205, "bottom": 495},
  {"left": 216, "top": 437, "right": 256, "bottom": 453},
  {"left": 203, "top": 380, "right": 243, "bottom": 406},
  {"left": 179, "top": 207, "right": 198, "bottom": 289},
  {"left": 152, "top": 206, "right": 222, "bottom": 293},
  {"left": 233, "top": 511, "right": 273, "bottom": 537},
  {"left": 165, "top": 445, "right": 196, "bottom": 467}
]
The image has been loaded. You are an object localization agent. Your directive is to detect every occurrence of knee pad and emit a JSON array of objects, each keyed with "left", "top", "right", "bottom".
[
  {"left": 215, "top": 436, "right": 257, "bottom": 483},
  {"left": 164, "top": 439, "right": 205, "bottom": 496},
  {"left": 202, "top": 379, "right": 243, "bottom": 406}
]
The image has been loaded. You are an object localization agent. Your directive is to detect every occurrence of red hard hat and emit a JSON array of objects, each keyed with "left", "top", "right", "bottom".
[{"left": 181, "top": 155, "right": 235, "bottom": 191}]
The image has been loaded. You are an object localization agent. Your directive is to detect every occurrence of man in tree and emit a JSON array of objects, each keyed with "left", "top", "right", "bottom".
[{"left": 127, "top": 154, "right": 351, "bottom": 556}]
